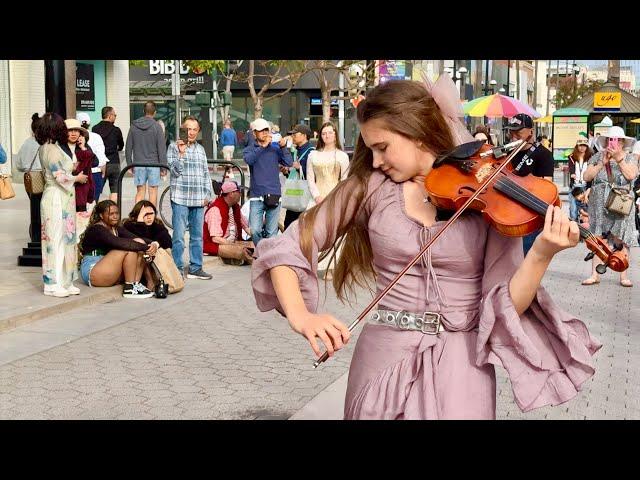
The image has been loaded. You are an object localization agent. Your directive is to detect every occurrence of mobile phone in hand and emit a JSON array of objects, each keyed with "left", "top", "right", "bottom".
[
  {"left": 608, "top": 137, "right": 619, "bottom": 149},
  {"left": 179, "top": 127, "right": 188, "bottom": 143}
]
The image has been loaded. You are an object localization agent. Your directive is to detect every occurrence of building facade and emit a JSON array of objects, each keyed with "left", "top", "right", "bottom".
[{"left": 1, "top": 60, "right": 130, "bottom": 178}]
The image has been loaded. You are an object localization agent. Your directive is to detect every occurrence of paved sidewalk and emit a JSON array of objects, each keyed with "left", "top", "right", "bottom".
[
  {"left": 1, "top": 169, "right": 638, "bottom": 420},
  {"left": 291, "top": 243, "right": 640, "bottom": 420},
  {"left": 0, "top": 178, "right": 173, "bottom": 333}
]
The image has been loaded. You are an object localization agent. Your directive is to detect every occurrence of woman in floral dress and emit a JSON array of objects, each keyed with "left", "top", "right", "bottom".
[
  {"left": 37, "top": 113, "right": 89, "bottom": 297},
  {"left": 582, "top": 126, "right": 638, "bottom": 287}
]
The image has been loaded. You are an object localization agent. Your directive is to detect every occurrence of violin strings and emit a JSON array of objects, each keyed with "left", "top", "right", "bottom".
[
  {"left": 496, "top": 178, "right": 596, "bottom": 241},
  {"left": 494, "top": 176, "right": 597, "bottom": 241},
  {"left": 495, "top": 177, "right": 595, "bottom": 241}
]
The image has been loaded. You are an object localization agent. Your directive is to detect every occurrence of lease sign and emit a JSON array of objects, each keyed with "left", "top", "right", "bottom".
[{"left": 593, "top": 92, "right": 621, "bottom": 110}]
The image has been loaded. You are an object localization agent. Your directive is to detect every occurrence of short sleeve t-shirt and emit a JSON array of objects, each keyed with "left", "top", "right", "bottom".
[{"left": 510, "top": 143, "right": 555, "bottom": 178}]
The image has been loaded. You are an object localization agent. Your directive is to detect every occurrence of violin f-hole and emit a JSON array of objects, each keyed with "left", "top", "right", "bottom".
[{"left": 459, "top": 186, "right": 478, "bottom": 195}]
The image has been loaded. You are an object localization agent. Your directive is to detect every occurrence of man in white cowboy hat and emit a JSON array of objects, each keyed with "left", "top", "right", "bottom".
[
  {"left": 504, "top": 113, "right": 556, "bottom": 255},
  {"left": 582, "top": 125, "right": 638, "bottom": 287}
]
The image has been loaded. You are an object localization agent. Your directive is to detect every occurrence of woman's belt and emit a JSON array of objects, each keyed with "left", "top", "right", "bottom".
[
  {"left": 369, "top": 309, "right": 445, "bottom": 334},
  {"left": 369, "top": 308, "right": 480, "bottom": 334}
]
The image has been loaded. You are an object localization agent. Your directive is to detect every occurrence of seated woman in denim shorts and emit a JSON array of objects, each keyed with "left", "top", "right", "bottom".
[{"left": 78, "top": 200, "right": 160, "bottom": 299}]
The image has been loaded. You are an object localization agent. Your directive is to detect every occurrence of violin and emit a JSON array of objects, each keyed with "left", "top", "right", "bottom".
[
  {"left": 425, "top": 142, "right": 629, "bottom": 274},
  {"left": 312, "top": 139, "right": 627, "bottom": 368}
]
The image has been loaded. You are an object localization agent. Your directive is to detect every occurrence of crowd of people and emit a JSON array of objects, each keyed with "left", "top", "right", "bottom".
[
  {"left": 6, "top": 87, "right": 639, "bottom": 303},
  {"left": 4, "top": 69, "right": 640, "bottom": 420},
  {"left": 10, "top": 98, "right": 351, "bottom": 299}
]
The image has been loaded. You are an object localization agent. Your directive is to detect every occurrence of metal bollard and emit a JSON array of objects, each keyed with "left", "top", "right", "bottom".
[{"left": 562, "top": 165, "right": 569, "bottom": 188}]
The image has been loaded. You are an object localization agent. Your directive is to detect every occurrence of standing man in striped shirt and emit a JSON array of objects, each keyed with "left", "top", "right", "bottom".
[{"left": 167, "top": 116, "right": 213, "bottom": 280}]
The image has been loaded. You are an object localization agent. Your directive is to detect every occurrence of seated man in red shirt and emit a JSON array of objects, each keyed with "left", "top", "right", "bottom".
[{"left": 203, "top": 181, "right": 254, "bottom": 265}]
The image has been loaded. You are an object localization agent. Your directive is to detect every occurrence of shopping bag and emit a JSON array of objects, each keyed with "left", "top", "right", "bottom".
[
  {"left": 281, "top": 168, "right": 312, "bottom": 213},
  {"left": 153, "top": 248, "right": 184, "bottom": 294}
]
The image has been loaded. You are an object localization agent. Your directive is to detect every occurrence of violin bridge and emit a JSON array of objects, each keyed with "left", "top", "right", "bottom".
[{"left": 474, "top": 163, "right": 494, "bottom": 183}]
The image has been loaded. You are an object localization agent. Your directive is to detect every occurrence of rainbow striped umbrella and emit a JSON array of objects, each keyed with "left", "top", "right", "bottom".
[{"left": 463, "top": 93, "right": 540, "bottom": 118}]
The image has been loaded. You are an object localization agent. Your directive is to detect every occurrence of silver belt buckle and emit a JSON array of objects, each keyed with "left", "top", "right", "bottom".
[{"left": 418, "top": 311, "right": 442, "bottom": 335}]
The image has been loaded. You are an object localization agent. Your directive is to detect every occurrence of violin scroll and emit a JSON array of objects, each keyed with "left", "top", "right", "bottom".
[{"left": 584, "top": 236, "right": 629, "bottom": 273}]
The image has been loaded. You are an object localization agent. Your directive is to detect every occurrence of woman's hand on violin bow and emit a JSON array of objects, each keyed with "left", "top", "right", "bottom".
[
  {"left": 288, "top": 311, "right": 351, "bottom": 359},
  {"left": 530, "top": 205, "right": 580, "bottom": 261}
]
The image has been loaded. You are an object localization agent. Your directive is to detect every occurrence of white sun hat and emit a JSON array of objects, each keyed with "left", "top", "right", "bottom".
[{"left": 595, "top": 125, "right": 636, "bottom": 151}]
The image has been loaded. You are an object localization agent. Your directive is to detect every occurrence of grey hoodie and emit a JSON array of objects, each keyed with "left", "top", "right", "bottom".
[{"left": 125, "top": 116, "right": 167, "bottom": 166}]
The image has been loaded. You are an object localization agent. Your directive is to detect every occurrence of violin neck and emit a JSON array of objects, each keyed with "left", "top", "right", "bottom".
[{"left": 493, "top": 176, "right": 592, "bottom": 240}]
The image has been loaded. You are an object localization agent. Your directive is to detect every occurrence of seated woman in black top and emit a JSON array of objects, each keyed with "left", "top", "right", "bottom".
[
  {"left": 78, "top": 200, "right": 159, "bottom": 299},
  {"left": 122, "top": 200, "right": 172, "bottom": 250}
]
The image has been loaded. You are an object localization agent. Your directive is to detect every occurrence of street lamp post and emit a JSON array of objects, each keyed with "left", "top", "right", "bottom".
[
  {"left": 482, "top": 79, "right": 497, "bottom": 126},
  {"left": 484, "top": 59, "right": 490, "bottom": 95},
  {"left": 483, "top": 78, "right": 497, "bottom": 96},
  {"left": 498, "top": 85, "right": 507, "bottom": 142},
  {"left": 458, "top": 66, "right": 468, "bottom": 100},
  {"left": 573, "top": 63, "right": 580, "bottom": 97},
  {"left": 448, "top": 59, "right": 458, "bottom": 83},
  {"left": 172, "top": 59, "right": 181, "bottom": 142}
]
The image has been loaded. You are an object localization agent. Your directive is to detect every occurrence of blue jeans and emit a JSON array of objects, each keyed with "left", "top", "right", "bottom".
[
  {"left": 249, "top": 199, "right": 280, "bottom": 246},
  {"left": 171, "top": 201, "right": 204, "bottom": 273},
  {"left": 92, "top": 172, "right": 104, "bottom": 201},
  {"left": 568, "top": 193, "right": 579, "bottom": 221}
]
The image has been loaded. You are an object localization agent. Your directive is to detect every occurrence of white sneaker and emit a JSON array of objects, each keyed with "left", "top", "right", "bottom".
[
  {"left": 66, "top": 285, "right": 81, "bottom": 295},
  {"left": 44, "top": 286, "right": 70, "bottom": 298}
]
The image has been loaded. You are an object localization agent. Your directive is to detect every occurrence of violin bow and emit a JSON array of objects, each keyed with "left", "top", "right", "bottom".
[{"left": 313, "top": 139, "right": 528, "bottom": 368}]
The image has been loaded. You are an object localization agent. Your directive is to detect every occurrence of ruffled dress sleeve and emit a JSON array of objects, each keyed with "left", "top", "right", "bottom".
[
  {"left": 43, "top": 144, "right": 76, "bottom": 192},
  {"left": 475, "top": 227, "right": 602, "bottom": 412},
  {"left": 251, "top": 171, "right": 386, "bottom": 316}
]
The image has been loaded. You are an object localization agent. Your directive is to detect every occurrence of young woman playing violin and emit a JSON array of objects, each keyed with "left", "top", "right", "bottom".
[{"left": 251, "top": 74, "right": 602, "bottom": 420}]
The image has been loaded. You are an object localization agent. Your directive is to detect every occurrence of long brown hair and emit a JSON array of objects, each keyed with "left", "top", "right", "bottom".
[
  {"left": 125, "top": 200, "right": 164, "bottom": 226},
  {"left": 316, "top": 121, "right": 343, "bottom": 151},
  {"left": 570, "top": 143, "right": 593, "bottom": 162},
  {"left": 298, "top": 80, "right": 456, "bottom": 303}
]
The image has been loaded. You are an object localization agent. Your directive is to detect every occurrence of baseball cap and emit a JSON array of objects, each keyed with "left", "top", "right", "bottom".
[
  {"left": 76, "top": 112, "right": 91, "bottom": 126},
  {"left": 575, "top": 136, "right": 589, "bottom": 146},
  {"left": 252, "top": 118, "right": 270, "bottom": 131},
  {"left": 505, "top": 113, "right": 534, "bottom": 130},
  {"left": 287, "top": 124, "right": 312, "bottom": 138},
  {"left": 221, "top": 181, "right": 248, "bottom": 194}
]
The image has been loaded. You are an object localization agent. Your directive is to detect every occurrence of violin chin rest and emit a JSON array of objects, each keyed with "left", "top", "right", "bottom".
[{"left": 434, "top": 140, "right": 486, "bottom": 166}]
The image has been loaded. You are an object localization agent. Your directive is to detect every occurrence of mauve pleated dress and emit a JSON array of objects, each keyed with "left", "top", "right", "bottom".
[{"left": 252, "top": 171, "right": 602, "bottom": 420}]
